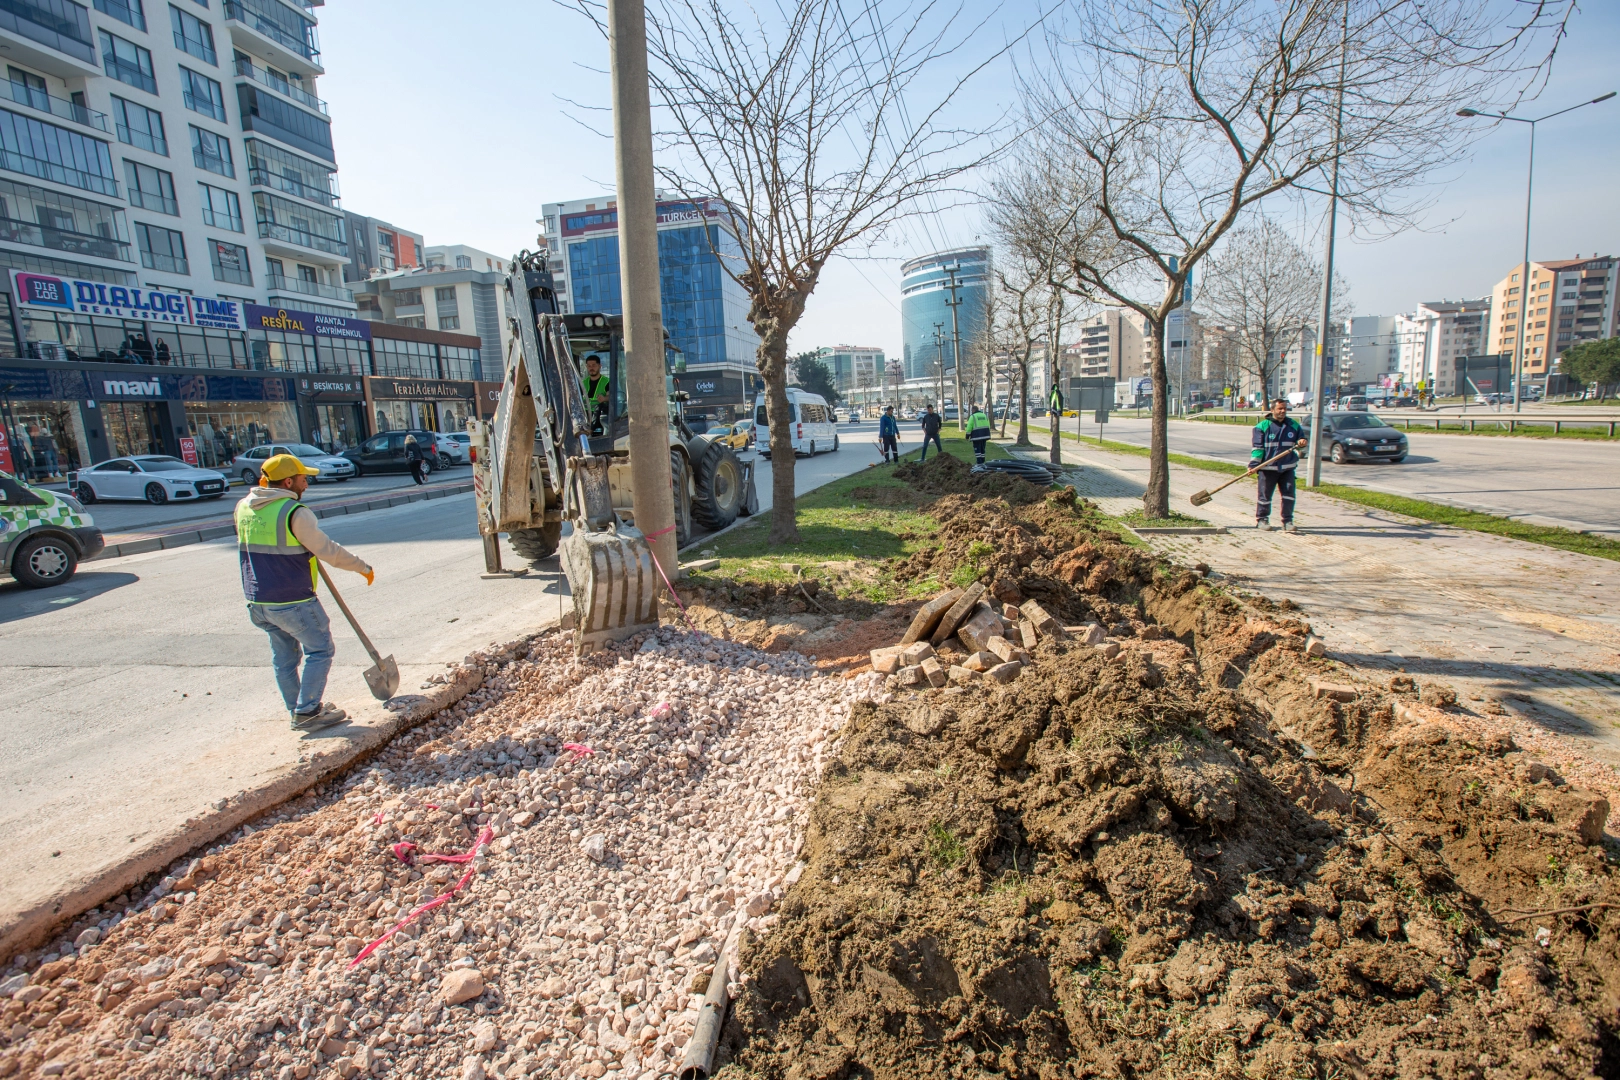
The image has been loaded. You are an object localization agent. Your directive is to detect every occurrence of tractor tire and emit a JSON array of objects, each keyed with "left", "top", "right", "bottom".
[
  {"left": 691, "top": 441, "right": 744, "bottom": 532},
  {"left": 510, "top": 522, "right": 561, "bottom": 563},
  {"left": 670, "top": 449, "right": 692, "bottom": 548}
]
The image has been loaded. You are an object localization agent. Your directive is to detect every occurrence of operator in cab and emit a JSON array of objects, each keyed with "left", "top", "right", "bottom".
[{"left": 583, "top": 354, "right": 610, "bottom": 436}]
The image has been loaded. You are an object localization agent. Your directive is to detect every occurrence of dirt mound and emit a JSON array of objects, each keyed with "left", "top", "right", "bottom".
[
  {"left": 888, "top": 491, "right": 1153, "bottom": 626},
  {"left": 893, "top": 454, "right": 1051, "bottom": 506},
  {"left": 714, "top": 459, "right": 1620, "bottom": 1079},
  {"left": 721, "top": 620, "right": 1620, "bottom": 1079}
]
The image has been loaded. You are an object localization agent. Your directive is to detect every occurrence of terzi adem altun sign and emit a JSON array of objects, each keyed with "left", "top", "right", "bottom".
[{"left": 10, "top": 270, "right": 242, "bottom": 329}]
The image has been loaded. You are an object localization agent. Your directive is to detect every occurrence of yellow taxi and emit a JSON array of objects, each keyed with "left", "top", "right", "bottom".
[{"left": 717, "top": 420, "right": 755, "bottom": 450}]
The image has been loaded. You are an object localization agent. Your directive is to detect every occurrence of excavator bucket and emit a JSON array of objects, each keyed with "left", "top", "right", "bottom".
[{"left": 560, "top": 523, "right": 661, "bottom": 653}]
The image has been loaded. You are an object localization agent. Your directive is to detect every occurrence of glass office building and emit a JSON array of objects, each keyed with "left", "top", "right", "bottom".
[{"left": 900, "top": 246, "right": 990, "bottom": 384}]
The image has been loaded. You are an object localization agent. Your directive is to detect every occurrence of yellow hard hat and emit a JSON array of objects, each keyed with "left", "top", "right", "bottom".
[{"left": 261, "top": 453, "right": 319, "bottom": 481}]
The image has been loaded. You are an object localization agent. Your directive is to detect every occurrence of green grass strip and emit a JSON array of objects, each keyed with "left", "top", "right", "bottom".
[{"left": 1023, "top": 423, "right": 1620, "bottom": 562}]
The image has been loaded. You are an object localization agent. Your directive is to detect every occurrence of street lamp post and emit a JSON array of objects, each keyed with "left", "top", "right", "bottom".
[{"left": 1457, "top": 91, "right": 1616, "bottom": 414}]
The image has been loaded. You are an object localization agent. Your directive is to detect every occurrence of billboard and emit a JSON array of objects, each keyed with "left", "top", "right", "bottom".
[
  {"left": 243, "top": 304, "right": 372, "bottom": 340},
  {"left": 10, "top": 270, "right": 243, "bottom": 330}
]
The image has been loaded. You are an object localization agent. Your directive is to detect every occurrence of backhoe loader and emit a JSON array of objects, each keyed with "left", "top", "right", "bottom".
[{"left": 470, "top": 251, "right": 757, "bottom": 651}]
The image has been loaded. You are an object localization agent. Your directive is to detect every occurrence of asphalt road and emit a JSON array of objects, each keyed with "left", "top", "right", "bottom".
[
  {"left": 47, "top": 464, "right": 471, "bottom": 536},
  {"left": 0, "top": 493, "right": 564, "bottom": 940},
  {"left": 1031, "top": 415, "right": 1620, "bottom": 534},
  {"left": 743, "top": 419, "right": 897, "bottom": 515}
]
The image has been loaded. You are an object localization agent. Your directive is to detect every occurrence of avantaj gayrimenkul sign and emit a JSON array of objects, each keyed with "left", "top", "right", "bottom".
[{"left": 10, "top": 270, "right": 242, "bottom": 330}]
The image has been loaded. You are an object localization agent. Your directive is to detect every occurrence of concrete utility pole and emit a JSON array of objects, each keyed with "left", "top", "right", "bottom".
[
  {"left": 932, "top": 323, "right": 946, "bottom": 409},
  {"left": 1305, "top": 6, "right": 1347, "bottom": 487},
  {"left": 943, "top": 263, "right": 965, "bottom": 430},
  {"left": 607, "top": 0, "right": 676, "bottom": 571}
]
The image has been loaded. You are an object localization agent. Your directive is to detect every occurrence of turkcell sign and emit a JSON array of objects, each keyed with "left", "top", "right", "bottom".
[{"left": 10, "top": 270, "right": 243, "bottom": 329}]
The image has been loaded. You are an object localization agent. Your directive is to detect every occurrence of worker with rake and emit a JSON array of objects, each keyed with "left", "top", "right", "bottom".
[{"left": 1251, "top": 398, "right": 1307, "bottom": 533}]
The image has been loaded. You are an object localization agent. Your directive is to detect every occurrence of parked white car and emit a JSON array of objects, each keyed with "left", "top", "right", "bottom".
[
  {"left": 232, "top": 442, "right": 357, "bottom": 486},
  {"left": 754, "top": 389, "right": 840, "bottom": 457},
  {"left": 436, "top": 432, "right": 470, "bottom": 464},
  {"left": 71, "top": 456, "right": 230, "bottom": 505}
]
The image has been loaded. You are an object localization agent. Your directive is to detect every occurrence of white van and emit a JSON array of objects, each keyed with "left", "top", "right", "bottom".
[{"left": 754, "top": 388, "right": 839, "bottom": 458}]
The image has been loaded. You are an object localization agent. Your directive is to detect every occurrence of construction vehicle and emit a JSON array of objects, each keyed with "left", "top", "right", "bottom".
[{"left": 470, "top": 251, "right": 758, "bottom": 651}]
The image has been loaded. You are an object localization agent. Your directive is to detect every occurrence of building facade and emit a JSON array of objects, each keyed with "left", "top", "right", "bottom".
[
  {"left": 815, "top": 344, "right": 884, "bottom": 395},
  {"left": 1071, "top": 309, "right": 1146, "bottom": 382},
  {"left": 351, "top": 243, "right": 512, "bottom": 368},
  {"left": 537, "top": 195, "right": 757, "bottom": 421},
  {"left": 342, "top": 213, "right": 422, "bottom": 283},
  {"left": 899, "top": 246, "right": 989, "bottom": 386},
  {"left": 1390, "top": 299, "right": 1491, "bottom": 394},
  {"left": 1488, "top": 257, "right": 1616, "bottom": 383}
]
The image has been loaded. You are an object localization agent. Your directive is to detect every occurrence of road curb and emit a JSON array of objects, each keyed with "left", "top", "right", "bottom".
[
  {"left": 0, "top": 624, "right": 551, "bottom": 964},
  {"left": 91, "top": 481, "right": 475, "bottom": 560}
]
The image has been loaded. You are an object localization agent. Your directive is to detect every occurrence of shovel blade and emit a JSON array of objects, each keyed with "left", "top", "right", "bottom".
[
  {"left": 364, "top": 655, "right": 400, "bottom": 700},
  {"left": 1189, "top": 490, "right": 1212, "bottom": 506}
]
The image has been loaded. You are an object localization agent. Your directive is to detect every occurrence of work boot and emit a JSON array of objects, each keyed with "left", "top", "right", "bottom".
[
  {"left": 1283, "top": 522, "right": 1299, "bottom": 534},
  {"left": 1256, "top": 520, "right": 1272, "bottom": 531},
  {"left": 291, "top": 703, "right": 347, "bottom": 730}
]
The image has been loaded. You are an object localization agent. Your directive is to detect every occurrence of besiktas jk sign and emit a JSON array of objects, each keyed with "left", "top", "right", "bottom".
[{"left": 10, "top": 270, "right": 243, "bottom": 330}]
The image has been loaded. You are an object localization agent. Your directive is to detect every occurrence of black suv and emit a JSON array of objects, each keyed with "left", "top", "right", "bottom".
[{"left": 342, "top": 430, "right": 446, "bottom": 476}]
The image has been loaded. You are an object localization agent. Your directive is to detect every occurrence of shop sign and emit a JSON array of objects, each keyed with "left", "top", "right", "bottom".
[
  {"left": 0, "top": 367, "right": 91, "bottom": 400},
  {"left": 474, "top": 381, "right": 503, "bottom": 416},
  {"left": 244, "top": 304, "right": 373, "bottom": 341},
  {"left": 693, "top": 380, "right": 717, "bottom": 394},
  {"left": 178, "top": 436, "right": 198, "bottom": 465},
  {"left": 296, "top": 376, "right": 364, "bottom": 401},
  {"left": 10, "top": 271, "right": 243, "bottom": 329},
  {"left": 100, "top": 376, "right": 169, "bottom": 399},
  {"left": 369, "top": 377, "right": 474, "bottom": 400}
]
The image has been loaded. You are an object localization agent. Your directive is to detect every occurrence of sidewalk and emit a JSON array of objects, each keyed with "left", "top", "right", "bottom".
[{"left": 1020, "top": 439, "right": 1620, "bottom": 767}]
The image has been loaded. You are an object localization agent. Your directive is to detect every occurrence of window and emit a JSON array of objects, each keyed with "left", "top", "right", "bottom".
[
  {"left": 455, "top": 254, "right": 471, "bottom": 269},
  {"left": 190, "top": 124, "right": 232, "bottom": 176},
  {"left": 111, "top": 95, "right": 166, "bottom": 154},
  {"left": 243, "top": 138, "right": 336, "bottom": 206},
  {"left": 0, "top": 108, "right": 120, "bottom": 196},
  {"left": 439, "top": 315, "right": 459, "bottom": 330},
  {"left": 235, "top": 84, "right": 333, "bottom": 162},
  {"left": 0, "top": 175, "right": 130, "bottom": 260},
  {"left": 122, "top": 159, "right": 175, "bottom": 214},
  {"left": 296, "top": 263, "right": 315, "bottom": 283},
  {"left": 197, "top": 181, "right": 240, "bottom": 230},
  {"left": 135, "top": 220, "right": 186, "bottom": 273},
  {"left": 180, "top": 67, "right": 225, "bottom": 120},
  {"left": 100, "top": 30, "right": 156, "bottom": 95},
  {"left": 434, "top": 286, "right": 455, "bottom": 302},
  {"left": 94, "top": 0, "right": 145, "bottom": 30},
  {"left": 208, "top": 237, "right": 248, "bottom": 283},
  {"left": 6, "top": 68, "right": 47, "bottom": 113},
  {"left": 169, "top": 5, "right": 215, "bottom": 63},
  {"left": 251, "top": 190, "right": 345, "bottom": 255},
  {"left": 393, "top": 287, "right": 421, "bottom": 307}
]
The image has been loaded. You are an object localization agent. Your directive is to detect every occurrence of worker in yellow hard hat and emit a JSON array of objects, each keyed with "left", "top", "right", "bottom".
[{"left": 235, "top": 453, "right": 374, "bottom": 730}]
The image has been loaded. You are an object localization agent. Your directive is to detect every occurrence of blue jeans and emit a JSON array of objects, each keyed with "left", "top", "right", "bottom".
[
  {"left": 248, "top": 599, "right": 335, "bottom": 714},
  {"left": 919, "top": 432, "right": 943, "bottom": 460}
]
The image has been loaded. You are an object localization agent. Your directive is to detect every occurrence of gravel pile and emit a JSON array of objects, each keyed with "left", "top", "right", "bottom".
[{"left": 0, "top": 627, "right": 884, "bottom": 1080}]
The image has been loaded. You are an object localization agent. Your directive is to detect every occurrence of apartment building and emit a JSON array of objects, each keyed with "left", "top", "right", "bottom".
[
  {"left": 352, "top": 243, "right": 513, "bottom": 366},
  {"left": 816, "top": 344, "right": 884, "bottom": 394},
  {"left": 1071, "top": 308, "right": 1145, "bottom": 380},
  {"left": 1388, "top": 299, "right": 1491, "bottom": 393},
  {"left": 342, "top": 212, "right": 422, "bottom": 282},
  {"left": 1489, "top": 256, "right": 1618, "bottom": 381}
]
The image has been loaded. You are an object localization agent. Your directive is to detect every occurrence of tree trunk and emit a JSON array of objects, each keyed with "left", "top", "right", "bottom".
[
  {"left": 755, "top": 337, "right": 800, "bottom": 545},
  {"left": 1144, "top": 319, "right": 1170, "bottom": 517},
  {"left": 1016, "top": 357, "right": 1032, "bottom": 446}
]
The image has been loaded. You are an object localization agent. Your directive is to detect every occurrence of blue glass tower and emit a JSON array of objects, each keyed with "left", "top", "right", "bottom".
[{"left": 900, "top": 246, "right": 991, "bottom": 384}]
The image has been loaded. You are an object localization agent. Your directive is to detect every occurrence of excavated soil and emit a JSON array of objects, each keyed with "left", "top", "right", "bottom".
[{"left": 715, "top": 466, "right": 1620, "bottom": 1079}]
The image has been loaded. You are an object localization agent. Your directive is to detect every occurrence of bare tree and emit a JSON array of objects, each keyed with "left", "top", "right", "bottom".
[
  {"left": 1200, "top": 219, "right": 1348, "bottom": 403},
  {"left": 994, "top": 266, "right": 1043, "bottom": 445},
  {"left": 628, "top": 0, "right": 1004, "bottom": 543},
  {"left": 1019, "top": 0, "right": 1574, "bottom": 515}
]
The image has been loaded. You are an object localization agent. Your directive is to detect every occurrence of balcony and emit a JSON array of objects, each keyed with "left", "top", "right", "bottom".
[
  {"left": 0, "top": 145, "right": 119, "bottom": 197},
  {"left": 234, "top": 56, "right": 326, "bottom": 114},
  {"left": 224, "top": 0, "right": 319, "bottom": 66},
  {"left": 247, "top": 165, "right": 336, "bottom": 208},
  {"left": 0, "top": 0, "right": 96, "bottom": 68},
  {"left": 4, "top": 79, "right": 107, "bottom": 132},
  {"left": 0, "top": 214, "right": 128, "bottom": 259},
  {"left": 116, "top": 122, "right": 165, "bottom": 155},
  {"left": 266, "top": 272, "right": 352, "bottom": 302},
  {"left": 391, "top": 302, "right": 424, "bottom": 317},
  {"left": 258, "top": 218, "right": 345, "bottom": 256}
]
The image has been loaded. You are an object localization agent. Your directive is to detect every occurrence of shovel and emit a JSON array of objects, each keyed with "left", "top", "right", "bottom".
[
  {"left": 1189, "top": 443, "right": 1308, "bottom": 506},
  {"left": 317, "top": 563, "right": 400, "bottom": 700}
]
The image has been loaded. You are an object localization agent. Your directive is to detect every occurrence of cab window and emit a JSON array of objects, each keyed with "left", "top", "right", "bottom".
[
  {"left": 362, "top": 436, "right": 388, "bottom": 452},
  {"left": 94, "top": 459, "right": 135, "bottom": 472}
]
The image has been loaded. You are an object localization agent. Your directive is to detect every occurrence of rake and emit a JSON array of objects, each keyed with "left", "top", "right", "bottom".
[{"left": 1189, "top": 444, "right": 1307, "bottom": 506}]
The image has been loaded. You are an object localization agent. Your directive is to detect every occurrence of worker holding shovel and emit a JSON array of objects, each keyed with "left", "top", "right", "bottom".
[
  {"left": 1250, "top": 398, "right": 1308, "bottom": 533},
  {"left": 236, "top": 454, "right": 374, "bottom": 729}
]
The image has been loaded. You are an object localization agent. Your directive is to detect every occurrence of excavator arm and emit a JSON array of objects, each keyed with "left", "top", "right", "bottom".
[{"left": 475, "top": 252, "right": 659, "bottom": 652}]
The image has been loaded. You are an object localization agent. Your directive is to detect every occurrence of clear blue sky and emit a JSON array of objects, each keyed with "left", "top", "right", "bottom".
[{"left": 319, "top": 1, "right": 1619, "bottom": 360}]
